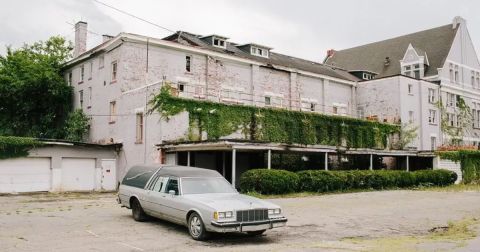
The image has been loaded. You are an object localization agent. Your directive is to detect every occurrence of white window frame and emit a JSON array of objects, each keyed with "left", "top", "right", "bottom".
[
  {"left": 264, "top": 96, "right": 271, "bottom": 106},
  {"left": 408, "top": 84, "right": 413, "bottom": 95},
  {"left": 111, "top": 61, "right": 118, "bottom": 82},
  {"left": 80, "top": 65, "right": 84, "bottom": 83},
  {"left": 428, "top": 88, "right": 436, "bottom": 103},
  {"left": 428, "top": 109, "right": 437, "bottom": 125},
  {"left": 408, "top": 111, "right": 414, "bottom": 123},
  {"left": 99, "top": 55, "right": 105, "bottom": 69},
  {"left": 135, "top": 113, "right": 144, "bottom": 144},
  {"left": 89, "top": 61, "right": 93, "bottom": 80},
  {"left": 79, "top": 90, "right": 84, "bottom": 109},
  {"left": 87, "top": 87, "right": 92, "bottom": 109},
  {"left": 185, "top": 55, "right": 192, "bottom": 73},
  {"left": 250, "top": 46, "right": 269, "bottom": 58},
  {"left": 212, "top": 37, "right": 226, "bottom": 49},
  {"left": 109, "top": 101, "right": 116, "bottom": 123}
]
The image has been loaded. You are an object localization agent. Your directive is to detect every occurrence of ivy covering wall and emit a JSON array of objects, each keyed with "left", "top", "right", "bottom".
[
  {"left": 437, "top": 150, "right": 480, "bottom": 183},
  {"left": 0, "top": 136, "right": 44, "bottom": 159},
  {"left": 150, "top": 86, "right": 400, "bottom": 149}
]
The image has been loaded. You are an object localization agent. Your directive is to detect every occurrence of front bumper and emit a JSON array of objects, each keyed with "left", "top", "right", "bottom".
[{"left": 210, "top": 217, "right": 287, "bottom": 233}]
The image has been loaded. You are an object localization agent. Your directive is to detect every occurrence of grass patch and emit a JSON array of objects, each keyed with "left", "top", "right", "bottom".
[
  {"left": 344, "top": 217, "right": 479, "bottom": 252},
  {"left": 244, "top": 188, "right": 376, "bottom": 199},
  {"left": 245, "top": 184, "right": 480, "bottom": 199},
  {"left": 419, "top": 183, "right": 480, "bottom": 192}
]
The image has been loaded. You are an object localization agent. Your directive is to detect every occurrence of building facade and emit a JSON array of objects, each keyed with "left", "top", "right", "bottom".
[
  {"left": 63, "top": 23, "right": 360, "bottom": 181},
  {"left": 327, "top": 16, "right": 480, "bottom": 150}
]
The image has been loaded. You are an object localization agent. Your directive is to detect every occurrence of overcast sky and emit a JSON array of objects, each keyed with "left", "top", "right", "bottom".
[{"left": 1, "top": 0, "right": 479, "bottom": 62}]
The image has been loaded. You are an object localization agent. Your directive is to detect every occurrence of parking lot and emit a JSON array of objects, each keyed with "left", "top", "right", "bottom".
[{"left": 1, "top": 190, "right": 479, "bottom": 252}]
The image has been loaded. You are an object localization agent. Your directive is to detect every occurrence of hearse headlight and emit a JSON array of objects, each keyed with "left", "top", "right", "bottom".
[
  {"left": 214, "top": 211, "right": 234, "bottom": 220},
  {"left": 268, "top": 208, "right": 281, "bottom": 216}
]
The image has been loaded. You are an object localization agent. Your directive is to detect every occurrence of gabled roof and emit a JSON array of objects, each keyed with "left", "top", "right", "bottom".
[
  {"left": 325, "top": 24, "right": 459, "bottom": 78},
  {"left": 164, "top": 31, "right": 360, "bottom": 82}
]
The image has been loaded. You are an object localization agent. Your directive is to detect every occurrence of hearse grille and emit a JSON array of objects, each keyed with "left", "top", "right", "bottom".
[{"left": 236, "top": 209, "right": 269, "bottom": 222}]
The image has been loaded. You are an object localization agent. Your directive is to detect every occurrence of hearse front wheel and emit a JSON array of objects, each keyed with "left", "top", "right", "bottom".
[{"left": 188, "top": 212, "right": 209, "bottom": 240}]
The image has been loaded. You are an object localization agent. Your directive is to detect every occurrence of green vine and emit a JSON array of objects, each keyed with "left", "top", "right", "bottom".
[
  {"left": 0, "top": 136, "right": 44, "bottom": 159},
  {"left": 436, "top": 97, "right": 472, "bottom": 145},
  {"left": 150, "top": 85, "right": 400, "bottom": 149},
  {"left": 437, "top": 150, "right": 480, "bottom": 183}
]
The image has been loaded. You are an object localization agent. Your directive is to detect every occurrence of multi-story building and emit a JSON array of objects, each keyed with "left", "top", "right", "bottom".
[
  {"left": 63, "top": 22, "right": 363, "bottom": 184},
  {"left": 326, "top": 16, "right": 480, "bottom": 150},
  {"left": 64, "top": 16, "right": 478, "bottom": 184}
]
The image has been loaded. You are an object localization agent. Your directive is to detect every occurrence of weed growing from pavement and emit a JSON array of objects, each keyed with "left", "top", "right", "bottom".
[{"left": 343, "top": 217, "right": 479, "bottom": 252}]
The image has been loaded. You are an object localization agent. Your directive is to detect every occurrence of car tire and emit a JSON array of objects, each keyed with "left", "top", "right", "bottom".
[
  {"left": 188, "top": 212, "right": 209, "bottom": 241},
  {"left": 246, "top": 230, "right": 266, "bottom": 236},
  {"left": 131, "top": 198, "right": 148, "bottom": 222}
]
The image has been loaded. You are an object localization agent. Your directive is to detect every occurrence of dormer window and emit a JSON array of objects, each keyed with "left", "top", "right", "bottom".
[
  {"left": 251, "top": 46, "right": 269, "bottom": 58},
  {"left": 213, "top": 37, "right": 226, "bottom": 48},
  {"left": 362, "top": 73, "right": 373, "bottom": 80}
]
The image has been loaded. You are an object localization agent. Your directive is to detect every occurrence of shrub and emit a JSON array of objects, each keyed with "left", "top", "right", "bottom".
[
  {"left": 412, "top": 169, "right": 457, "bottom": 186},
  {"left": 239, "top": 169, "right": 299, "bottom": 194},
  {"left": 297, "top": 170, "right": 344, "bottom": 192},
  {"left": 240, "top": 169, "right": 457, "bottom": 195}
]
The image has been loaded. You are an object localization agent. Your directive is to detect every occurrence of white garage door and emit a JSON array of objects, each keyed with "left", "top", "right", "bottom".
[
  {"left": 0, "top": 158, "right": 51, "bottom": 193},
  {"left": 61, "top": 158, "right": 96, "bottom": 191}
]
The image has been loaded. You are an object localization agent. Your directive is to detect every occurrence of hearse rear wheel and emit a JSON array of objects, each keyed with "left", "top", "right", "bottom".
[{"left": 131, "top": 198, "right": 148, "bottom": 222}]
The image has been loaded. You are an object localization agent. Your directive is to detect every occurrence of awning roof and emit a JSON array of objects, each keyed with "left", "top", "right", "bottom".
[{"left": 157, "top": 139, "right": 435, "bottom": 157}]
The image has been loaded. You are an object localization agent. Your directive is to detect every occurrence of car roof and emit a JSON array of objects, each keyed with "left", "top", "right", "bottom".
[{"left": 156, "top": 165, "right": 223, "bottom": 178}]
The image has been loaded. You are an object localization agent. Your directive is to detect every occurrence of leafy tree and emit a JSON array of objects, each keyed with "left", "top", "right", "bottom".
[
  {"left": 0, "top": 36, "right": 73, "bottom": 138},
  {"left": 64, "top": 109, "right": 91, "bottom": 142}
]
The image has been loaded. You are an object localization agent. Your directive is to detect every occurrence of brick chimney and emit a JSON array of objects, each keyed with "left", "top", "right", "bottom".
[
  {"left": 327, "top": 49, "right": 336, "bottom": 58},
  {"left": 74, "top": 21, "right": 87, "bottom": 57}
]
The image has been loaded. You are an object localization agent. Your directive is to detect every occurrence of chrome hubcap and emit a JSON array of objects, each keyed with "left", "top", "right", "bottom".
[{"left": 190, "top": 216, "right": 202, "bottom": 237}]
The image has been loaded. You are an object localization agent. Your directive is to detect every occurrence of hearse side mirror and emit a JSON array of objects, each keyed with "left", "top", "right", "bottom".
[{"left": 168, "top": 190, "right": 176, "bottom": 196}]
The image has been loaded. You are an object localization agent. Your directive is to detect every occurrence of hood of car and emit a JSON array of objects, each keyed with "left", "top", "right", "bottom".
[{"left": 182, "top": 193, "right": 279, "bottom": 211}]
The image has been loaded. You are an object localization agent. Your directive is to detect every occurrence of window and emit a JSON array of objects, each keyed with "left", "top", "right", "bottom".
[
  {"left": 135, "top": 113, "right": 143, "bottom": 143},
  {"left": 148, "top": 176, "right": 168, "bottom": 192},
  {"left": 408, "top": 111, "right": 414, "bottom": 123},
  {"left": 185, "top": 55, "right": 191, "bottom": 72},
  {"left": 178, "top": 83, "right": 185, "bottom": 92},
  {"left": 111, "top": 61, "right": 117, "bottom": 82},
  {"left": 251, "top": 46, "right": 269, "bottom": 57},
  {"left": 213, "top": 38, "right": 226, "bottom": 48},
  {"left": 447, "top": 113, "right": 455, "bottom": 127},
  {"left": 109, "top": 101, "right": 116, "bottom": 123},
  {"left": 428, "top": 109, "right": 437, "bottom": 124},
  {"left": 99, "top": 55, "right": 104, "bottom": 69},
  {"left": 362, "top": 73, "right": 372, "bottom": 80},
  {"left": 164, "top": 178, "right": 179, "bottom": 195},
  {"left": 454, "top": 65, "right": 459, "bottom": 83},
  {"left": 79, "top": 65, "right": 84, "bottom": 83},
  {"left": 431, "top": 137, "right": 436, "bottom": 151},
  {"left": 446, "top": 93, "right": 456, "bottom": 107},
  {"left": 477, "top": 72, "right": 480, "bottom": 89},
  {"left": 456, "top": 114, "right": 461, "bottom": 127},
  {"left": 456, "top": 95, "right": 461, "bottom": 108},
  {"left": 87, "top": 87, "right": 92, "bottom": 109},
  {"left": 472, "top": 71, "right": 476, "bottom": 87},
  {"left": 408, "top": 84, "right": 413, "bottom": 95},
  {"left": 68, "top": 72, "right": 72, "bottom": 86},
  {"left": 333, "top": 106, "right": 338, "bottom": 115},
  {"left": 428, "top": 88, "right": 436, "bottom": 103},
  {"left": 449, "top": 63, "right": 454, "bottom": 83},
  {"left": 310, "top": 103, "right": 316, "bottom": 112},
  {"left": 89, "top": 61, "right": 93, "bottom": 80},
  {"left": 265, "top": 96, "right": 271, "bottom": 106},
  {"left": 404, "top": 65, "right": 411, "bottom": 77},
  {"left": 79, "top": 90, "right": 84, "bottom": 108}
]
